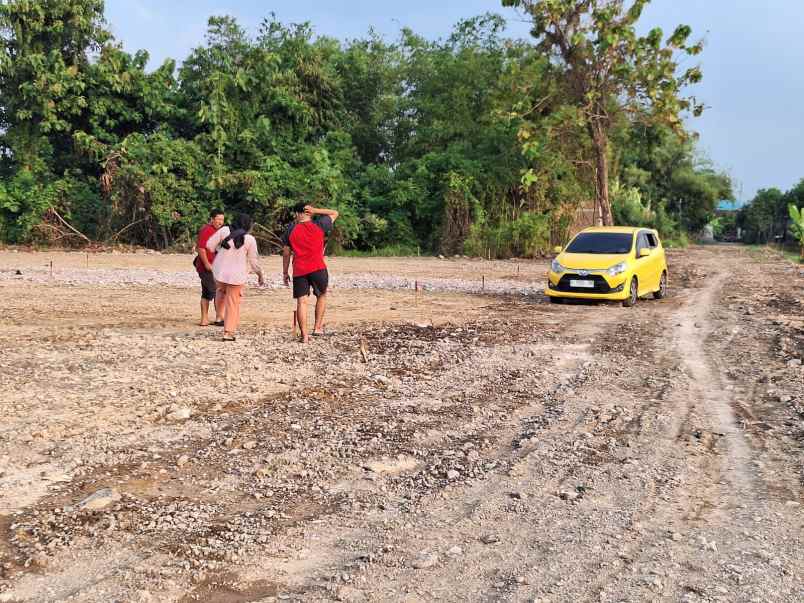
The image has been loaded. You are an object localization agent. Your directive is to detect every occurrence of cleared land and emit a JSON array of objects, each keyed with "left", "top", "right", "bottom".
[{"left": 0, "top": 246, "right": 802, "bottom": 602}]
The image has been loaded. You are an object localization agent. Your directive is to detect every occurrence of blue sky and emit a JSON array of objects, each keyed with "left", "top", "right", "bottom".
[{"left": 104, "top": 0, "right": 804, "bottom": 202}]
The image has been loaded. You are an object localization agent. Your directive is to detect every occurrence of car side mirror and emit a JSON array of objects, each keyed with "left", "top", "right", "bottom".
[
  {"left": 553, "top": 245, "right": 563, "bottom": 254},
  {"left": 639, "top": 248, "right": 651, "bottom": 258}
]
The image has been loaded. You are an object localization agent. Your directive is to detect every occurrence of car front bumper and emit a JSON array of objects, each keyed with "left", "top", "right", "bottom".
[{"left": 545, "top": 271, "right": 630, "bottom": 300}]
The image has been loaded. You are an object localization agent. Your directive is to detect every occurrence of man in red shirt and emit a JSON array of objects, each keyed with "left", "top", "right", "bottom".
[
  {"left": 282, "top": 202, "right": 339, "bottom": 342},
  {"left": 195, "top": 208, "right": 225, "bottom": 326}
]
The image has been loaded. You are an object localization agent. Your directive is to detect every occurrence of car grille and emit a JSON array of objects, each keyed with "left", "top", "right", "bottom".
[{"left": 556, "top": 273, "right": 612, "bottom": 293}]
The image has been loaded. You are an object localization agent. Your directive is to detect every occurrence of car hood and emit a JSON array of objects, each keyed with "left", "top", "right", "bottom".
[{"left": 558, "top": 252, "right": 630, "bottom": 270}]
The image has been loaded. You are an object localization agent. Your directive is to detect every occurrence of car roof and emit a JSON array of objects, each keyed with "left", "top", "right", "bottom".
[{"left": 579, "top": 226, "right": 650, "bottom": 234}]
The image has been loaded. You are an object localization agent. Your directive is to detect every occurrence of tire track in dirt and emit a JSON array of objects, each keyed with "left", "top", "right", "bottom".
[{"left": 674, "top": 270, "right": 754, "bottom": 492}]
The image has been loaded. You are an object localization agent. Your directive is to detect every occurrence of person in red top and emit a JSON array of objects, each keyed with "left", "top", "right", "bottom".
[
  {"left": 195, "top": 208, "right": 225, "bottom": 326},
  {"left": 282, "top": 202, "right": 339, "bottom": 342}
]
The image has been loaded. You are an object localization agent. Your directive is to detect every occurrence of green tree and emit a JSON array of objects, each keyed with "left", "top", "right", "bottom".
[
  {"left": 0, "top": 5, "right": 733, "bottom": 252},
  {"left": 0, "top": 0, "right": 110, "bottom": 169},
  {"left": 502, "top": 0, "right": 704, "bottom": 226},
  {"left": 789, "top": 203, "right": 804, "bottom": 260},
  {"left": 738, "top": 188, "right": 785, "bottom": 244}
]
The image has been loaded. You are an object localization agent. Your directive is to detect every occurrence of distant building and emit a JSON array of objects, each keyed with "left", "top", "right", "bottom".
[
  {"left": 714, "top": 199, "right": 743, "bottom": 241},
  {"left": 716, "top": 199, "right": 743, "bottom": 214}
]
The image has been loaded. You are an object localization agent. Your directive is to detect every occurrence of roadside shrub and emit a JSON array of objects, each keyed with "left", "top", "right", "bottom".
[
  {"left": 0, "top": 170, "right": 55, "bottom": 243},
  {"left": 612, "top": 182, "right": 683, "bottom": 243},
  {"left": 464, "top": 211, "right": 550, "bottom": 258},
  {"left": 335, "top": 243, "right": 421, "bottom": 257}
]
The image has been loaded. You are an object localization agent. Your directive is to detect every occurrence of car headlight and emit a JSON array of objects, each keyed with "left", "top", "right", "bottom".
[
  {"left": 607, "top": 262, "right": 627, "bottom": 277},
  {"left": 551, "top": 258, "right": 565, "bottom": 273}
]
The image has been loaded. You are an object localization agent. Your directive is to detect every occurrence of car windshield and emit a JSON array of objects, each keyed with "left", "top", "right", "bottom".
[{"left": 565, "top": 232, "right": 633, "bottom": 254}]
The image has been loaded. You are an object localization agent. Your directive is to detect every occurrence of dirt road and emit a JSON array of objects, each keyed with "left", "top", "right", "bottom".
[{"left": 0, "top": 246, "right": 802, "bottom": 602}]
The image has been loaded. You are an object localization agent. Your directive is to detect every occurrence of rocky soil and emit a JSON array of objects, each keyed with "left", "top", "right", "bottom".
[{"left": 0, "top": 245, "right": 802, "bottom": 602}]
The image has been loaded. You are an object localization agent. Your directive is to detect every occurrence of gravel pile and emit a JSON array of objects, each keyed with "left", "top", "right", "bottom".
[{"left": 1, "top": 268, "right": 545, "bottom": 296}]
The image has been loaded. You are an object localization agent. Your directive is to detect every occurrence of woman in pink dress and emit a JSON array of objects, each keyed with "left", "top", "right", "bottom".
[{"left": 205, "top": 213, "right": 265, "bottom": 341}]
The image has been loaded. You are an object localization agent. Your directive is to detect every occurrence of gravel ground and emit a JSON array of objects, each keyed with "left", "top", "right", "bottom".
[
  {"left": 0, "top": 245, "right": 802, "bottom": 602},
  {"left": 0, "top": 267, "right": 543, "bottom": 297}
]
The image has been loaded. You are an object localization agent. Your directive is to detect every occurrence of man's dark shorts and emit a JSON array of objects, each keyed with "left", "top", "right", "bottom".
[
  {"left": 293, "top": 269, "right": 328, "bottom": 299},
  {"left": 199, "top": 270, "right": 216, "bottom": 301}
]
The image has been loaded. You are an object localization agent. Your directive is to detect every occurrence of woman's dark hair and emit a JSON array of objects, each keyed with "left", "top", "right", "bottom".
[
  {"left": 209, "top": 208, "right": 224, "bottom": 218},
  {"left": 222, "top": 213, "right": 253, "bottom": 249}
]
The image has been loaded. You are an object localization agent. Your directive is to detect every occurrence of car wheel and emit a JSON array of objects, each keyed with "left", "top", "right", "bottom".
[
  {"left": 549, "top": 296, "right": 563, "bottom": 304},
  {"left": 622, "top": 277, "right": 638, "bottom": 307},
  {"left": 653, "top": 271, "right": 668, "bottom": 299}
]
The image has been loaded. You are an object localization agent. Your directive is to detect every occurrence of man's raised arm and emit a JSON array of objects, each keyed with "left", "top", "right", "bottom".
[{"left": 305, "top": 205, "right": 339, "bottom": 222}]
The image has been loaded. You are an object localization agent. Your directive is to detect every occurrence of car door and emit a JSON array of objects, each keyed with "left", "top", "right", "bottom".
[
  {"left": 645, "top": 231, "right": 664, "bottom": 287},
  {"left": 634, "top": 231, "right": 656, "bottom": 293}
]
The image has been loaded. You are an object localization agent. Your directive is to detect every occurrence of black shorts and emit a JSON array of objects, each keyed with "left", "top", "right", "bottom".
[
  {"left": 199, "top": 270, "right": 216, "bottom": 301},
  {"left": 293, "top": 269, "right": 328, "bottom": 298}
]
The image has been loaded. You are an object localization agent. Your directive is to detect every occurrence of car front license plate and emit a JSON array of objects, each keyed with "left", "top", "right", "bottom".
[{"left": 570, "top": 279, "right": 594, "bottom": 288}]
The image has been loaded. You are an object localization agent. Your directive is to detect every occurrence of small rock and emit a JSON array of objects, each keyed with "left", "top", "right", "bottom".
[
  {"left": 177, "top": 455, "right": 190, "bottom": 467},
  {"left": 787, "top": 358, "right": 802, "bottom": 368},
  {"left": 411, "top": 552, "right": 438, "bottom": 569},
  {"left": 168, "top": 407, "right": 192, "bottom": 421},
  {"left": 698, "top": 538, "right": 718, "bottom": 552},
  {"left": 480, "top": 534, "right": 500, "bottom": 544},
  {"left": 670, "top": 532, "right": 683, "bottom": 542},
  {"left": 78, "top": 488, "right": 121, "bottom": 511},
  {"left": 335, "top": 586, "right": 367, "bottom": 602},
  {"left": 446, "top": 546, "right": 463, "bottom": 557},
  {"left": 243, "top": 441, "right": 258, "bottom": 450},
  {"left": 446, "top": 469, "right": 460, "bottom": 480},
  {"left": 558, "top": 490, "right": 579, "bottom": 501}
]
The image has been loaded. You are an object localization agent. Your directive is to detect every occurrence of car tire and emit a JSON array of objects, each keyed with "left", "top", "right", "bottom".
[
  {"left": 549, "top": 296, "right": 563, "bottom": 304},
  {"left": 622, "top": 277, "right": 638, "bottom": 307},
  {"left": 653, "top": 271, "right": 668, "bottom": 299}
]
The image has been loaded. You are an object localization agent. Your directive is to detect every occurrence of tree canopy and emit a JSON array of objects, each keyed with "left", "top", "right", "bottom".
[{"left": 0, "top": 0, "right": 729, "bottom": 255}]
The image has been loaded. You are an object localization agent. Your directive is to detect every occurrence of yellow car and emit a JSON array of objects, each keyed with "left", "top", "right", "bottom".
[{"left": 546, "top": 226, "right": 668, "bottom": 307}]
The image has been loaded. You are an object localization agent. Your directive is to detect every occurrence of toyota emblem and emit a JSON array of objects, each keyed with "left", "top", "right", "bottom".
[{"left": 578, "top": 270, "right": 589, "bottom": 276}]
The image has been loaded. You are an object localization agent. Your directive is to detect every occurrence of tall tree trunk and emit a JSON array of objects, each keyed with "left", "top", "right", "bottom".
[{"left": 589, "top": 120, "right": 613, "bottom": 226}]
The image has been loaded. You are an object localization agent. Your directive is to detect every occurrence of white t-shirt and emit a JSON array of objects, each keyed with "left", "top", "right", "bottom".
[{"left": 206, "top": 226, "right": 261, "bottom": 285}]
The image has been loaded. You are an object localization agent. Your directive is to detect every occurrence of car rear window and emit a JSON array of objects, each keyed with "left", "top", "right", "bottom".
[{"left": 565, "top": 232, "right": 634, "bottom": 254}]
